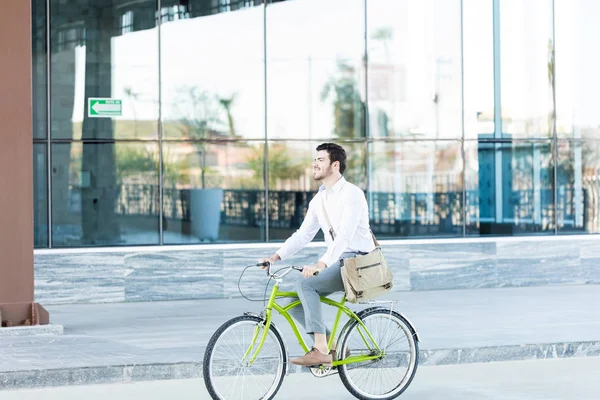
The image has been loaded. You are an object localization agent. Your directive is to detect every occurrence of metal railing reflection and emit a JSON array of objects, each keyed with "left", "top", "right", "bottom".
[{"left": 57, "top": 184, "right": 593, "bottom": 235}]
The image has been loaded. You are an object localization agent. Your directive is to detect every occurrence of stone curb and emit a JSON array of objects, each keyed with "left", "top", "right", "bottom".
[{"left": 1, "top": 341, "right": 599, "bottom": 390}]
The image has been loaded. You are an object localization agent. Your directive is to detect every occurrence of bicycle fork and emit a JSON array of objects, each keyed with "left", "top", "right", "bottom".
[{"left": 241, "top": 283, "right": 280, "bottom": 366}]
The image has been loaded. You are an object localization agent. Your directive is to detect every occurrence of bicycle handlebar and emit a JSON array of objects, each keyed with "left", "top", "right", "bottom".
[{"left": 255, "top": 261, "right": 319, "bottom": 279}]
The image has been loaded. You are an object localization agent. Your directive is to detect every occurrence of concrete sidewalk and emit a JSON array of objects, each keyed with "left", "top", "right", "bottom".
[
  {"left": 1, "top": 284, "right": 599, "bottom": 389},
  {"left": 2, "top": 357, "right": 600, "bottom": 400}
]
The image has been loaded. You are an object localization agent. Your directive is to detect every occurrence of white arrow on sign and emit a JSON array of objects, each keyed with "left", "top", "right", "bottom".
[{"left": 92, "top": 102, "right": 121, "bottom": 113}]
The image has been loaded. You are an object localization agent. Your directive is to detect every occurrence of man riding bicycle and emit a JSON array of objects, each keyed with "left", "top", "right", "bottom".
[{"left": 260, "top": 142, "right": 376, "bottom": 367}]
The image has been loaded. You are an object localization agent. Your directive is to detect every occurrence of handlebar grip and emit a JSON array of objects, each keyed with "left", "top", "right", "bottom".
[
  {"left": 313, "top": 271, "right": 319, "bottom": 276},
  {"left": 256, "top": 261, "right": 270, "bottom": 267}
]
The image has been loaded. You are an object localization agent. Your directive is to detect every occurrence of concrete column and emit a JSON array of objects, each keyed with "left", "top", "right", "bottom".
[{"left": 0, "top": 1, "right": 49, "bottom": 326}]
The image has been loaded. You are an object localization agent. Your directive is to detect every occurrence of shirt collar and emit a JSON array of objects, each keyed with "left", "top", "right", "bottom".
[{"left": 319, "top": 176, "right": 346, "bottom": 194}]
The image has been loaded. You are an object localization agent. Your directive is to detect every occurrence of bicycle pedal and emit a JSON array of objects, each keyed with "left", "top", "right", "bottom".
[{"left": 310, "top": 363, "right": 332, "bottom": 368}]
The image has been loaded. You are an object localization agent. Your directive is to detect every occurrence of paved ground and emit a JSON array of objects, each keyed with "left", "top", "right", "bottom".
[
  {"left": 1, "top": 357, "right": 598, "bottom": 399},
  {"left": 1, "top": 284, "right": 599, "bottom": 388}
]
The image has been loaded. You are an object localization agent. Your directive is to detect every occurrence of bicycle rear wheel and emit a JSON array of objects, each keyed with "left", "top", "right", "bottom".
[
  {"left": 203, "top": 315, "right": 287, "bottom": 400},
  {"left": 338, "top": 308, "right": 419, "bottom": 400}
]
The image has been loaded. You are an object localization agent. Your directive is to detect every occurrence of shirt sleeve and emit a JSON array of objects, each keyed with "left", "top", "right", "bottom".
[
  {"left": 318, "top": 190, "right": 365, "bottom": 267},
  {"left": 276, "top": 197, "right": 321, "bottom": 261}
]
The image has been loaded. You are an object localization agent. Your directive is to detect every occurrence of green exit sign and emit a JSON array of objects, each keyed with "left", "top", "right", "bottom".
[{"left": 88, "top": 98, "right": 122, "bottom": 118}]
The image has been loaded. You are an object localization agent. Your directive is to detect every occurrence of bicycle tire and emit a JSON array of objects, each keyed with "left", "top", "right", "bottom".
[
  {"left": 338, "top": 308, "right": 419, "bottom": 400},
  {"left": 203, "top": 315, "right": 287, "bottom": 400}
]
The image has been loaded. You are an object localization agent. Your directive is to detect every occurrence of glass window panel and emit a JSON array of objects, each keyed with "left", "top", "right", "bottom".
[
  {"left": 465, "top": 139, "right": 554, "bottom": 235},
  {"left": 463, "top": 0, "right": 494, "bottom": 139},
  {"left": 368, "top": 0, "right": 462, "bottom": 139},
  {"left": 556, "top": 140, "right": 600, "bottom": 233},
  {"left": 50, "top": 0, "right": 159, "bottom": 140},
  {"left": 162, "top": 141, "right": 266, "bottom": 244},
  {"left": 34, "top": 144, "right": 48, "bottom": 248},
  {"left": 368, "top": 140, "right": 463, "bottom": 238},
  {"left": 266, "top": 0, "right": 366, "bottom": 140},
  {"left": 499, "top": 0, "right": 554, "bottom": 139},
  {"left": 268, "top": 141, "right": 366, "bottom": 241},
  {"left": 51, "top": 142, "right": 160, "bottom": 247},
  {"left": 160, "top": 2, "right": 264, "bottom": 140},
  {"left": 32, "top": 0, "right": 47, "bottom": 139},
  {"left": 555, "top": 0, "right": 600, "bottom": 139}
]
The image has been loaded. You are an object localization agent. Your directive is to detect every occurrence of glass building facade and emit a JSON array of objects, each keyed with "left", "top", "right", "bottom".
[{"left": 32, "top": 0, "right": 600, "bottom": 248}]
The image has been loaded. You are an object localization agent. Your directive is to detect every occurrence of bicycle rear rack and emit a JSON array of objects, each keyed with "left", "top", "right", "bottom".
[{"left": 357, "top": 300, "right": 400, "bottom": 305}]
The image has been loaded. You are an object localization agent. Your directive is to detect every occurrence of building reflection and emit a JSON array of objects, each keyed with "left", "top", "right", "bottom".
[{"left": 32, "top": 0, "right": 600, "bottom": 247}]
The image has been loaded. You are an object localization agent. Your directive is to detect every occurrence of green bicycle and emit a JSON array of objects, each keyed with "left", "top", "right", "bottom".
[{"left": 203, "top": 262, "right": 420, "bottom": 400}]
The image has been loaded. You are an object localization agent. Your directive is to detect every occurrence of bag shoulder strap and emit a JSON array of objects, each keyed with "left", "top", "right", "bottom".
[
  {"left": 321, "top": 193, "right": 336, "bottom": 240},
  {"left": 370, "top": 231, "right": 381, "bottom": 249}
]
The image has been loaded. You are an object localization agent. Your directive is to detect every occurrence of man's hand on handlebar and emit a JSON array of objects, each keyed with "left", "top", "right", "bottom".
[
  {"left": 301, "top": 262, "right": 326, "bottom": 277},
  {"left": 258, "top": 254, "right": 281, "bottom": 273}
]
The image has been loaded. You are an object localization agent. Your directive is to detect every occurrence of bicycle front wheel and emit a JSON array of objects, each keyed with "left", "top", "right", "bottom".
[
  {"left": 338, "top": 308, "right": 419, "bottom": 400},
  {"left": 203, "top": 315, "right": 287, "bottom": 400}
]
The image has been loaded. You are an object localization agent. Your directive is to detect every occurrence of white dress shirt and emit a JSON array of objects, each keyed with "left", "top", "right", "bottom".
[{"left": 276, "top": 176, "right": 376, "bottom": 267}]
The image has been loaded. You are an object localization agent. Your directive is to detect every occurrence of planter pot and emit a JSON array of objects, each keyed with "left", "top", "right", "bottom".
[{"left": 189, "top": 188, "right": 224, "bottom": 241}]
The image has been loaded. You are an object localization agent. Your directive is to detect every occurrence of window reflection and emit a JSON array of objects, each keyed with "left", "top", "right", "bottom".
[
  {"left": 160, "top": 2, "right": 264, "bottom": 140},
  {"left": 51, "top": 142, "right": 160, "bottom": 247},
  {"left": 32, "top": 0, "right": 47, "bottom": 139},
  {"left": 368, "top": 141, "right": 463, "bottom": 237},
  {"left": 34, "top": 144, "right": 48, "bottom": 248},
  {"left": 555, "top": 0, "right": 600, "bottom": 139},
  {"left": 267, "top": 0, "right": 365, "bottom": 140},
  {"left": 162, "top": 141, "right": 266, "bottom": 244},
  {"left": 463, "top": 0, "right": 494, "bottom": 139},
  {"left": 368, "top": 0, "right": 462, "bottom": 139},
  {"left": 557, "top": 141, "right": 600, "bottom": 233},
  {"left": 500, "top": 0, "right": 554, "bottom": 138},
  {"left": 50, "top": 0, "right": 159, "bottom": 140},
  {"left": 465, "top": 140, "right": 554, "bottom": 235}
]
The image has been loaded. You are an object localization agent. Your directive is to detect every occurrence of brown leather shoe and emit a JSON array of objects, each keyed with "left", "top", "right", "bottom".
[{"left": 291, "top": 348, "right": 333, "bottom": 367}]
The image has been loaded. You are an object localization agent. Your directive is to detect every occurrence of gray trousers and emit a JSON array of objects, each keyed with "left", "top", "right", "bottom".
[{"left": 287, "top": 252, "right": 357, "bottom": 336}]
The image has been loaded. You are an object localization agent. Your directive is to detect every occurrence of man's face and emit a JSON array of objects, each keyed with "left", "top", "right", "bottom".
[{"left": 313, "top": 150, "right": 335, "bottom": 181}]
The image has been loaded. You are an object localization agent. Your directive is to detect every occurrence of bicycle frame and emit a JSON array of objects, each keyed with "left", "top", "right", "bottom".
[{"left": 245, "top": 279, "right": 383, "bottom": 368}]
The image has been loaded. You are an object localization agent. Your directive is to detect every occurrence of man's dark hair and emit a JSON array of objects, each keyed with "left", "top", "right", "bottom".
[{"left": 316, "top": 143, "right": 347, "bottom": 175}]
